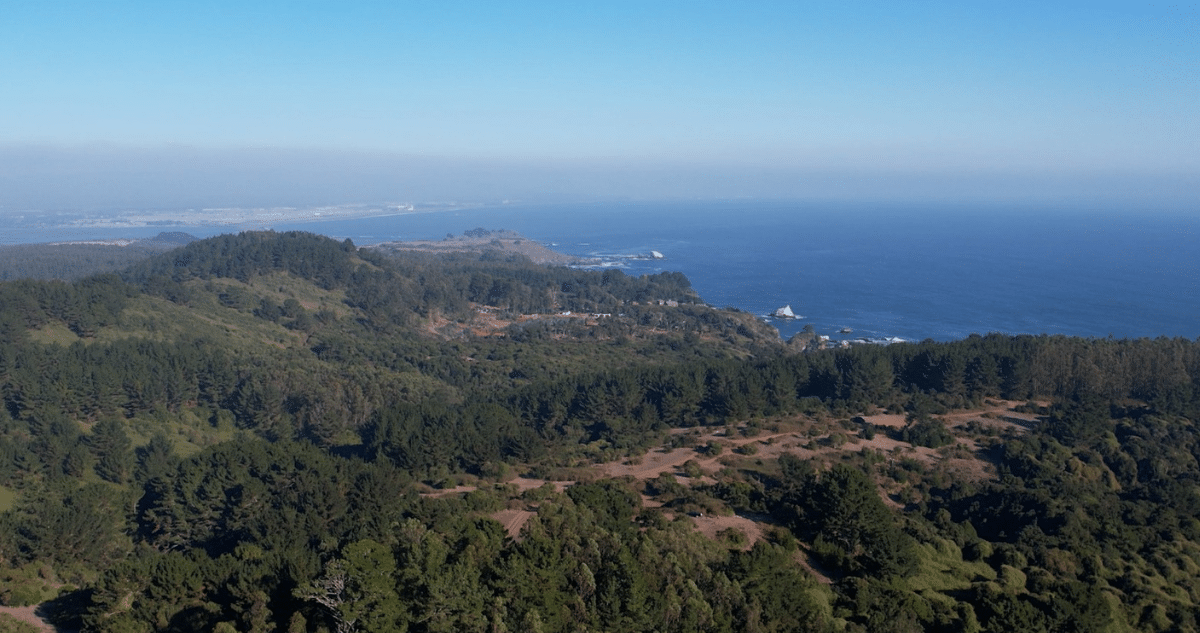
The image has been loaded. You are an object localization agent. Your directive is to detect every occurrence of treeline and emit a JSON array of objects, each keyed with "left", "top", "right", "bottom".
[
  {"left": 0, "top": 233, "right": 193, "bottom": 282},
  {"left": 365, "top": 334, "right": 1200, "bottom": 478}
]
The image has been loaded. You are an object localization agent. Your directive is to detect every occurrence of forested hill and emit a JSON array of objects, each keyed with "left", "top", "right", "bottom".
[
  {"left": 0, "top": 230, "right": 779, "bottom": 445},
  {"left": 121, "top": 229, "right": 710, "bottom": 325},
  {"left": 0, "top": 232, "right": 197, "bottom": 281},
  {"left": 1, "top": 230, "right": 1200, "bottom": 632}
]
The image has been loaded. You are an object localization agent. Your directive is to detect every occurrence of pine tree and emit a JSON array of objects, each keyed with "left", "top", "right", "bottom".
[{"left": 90, "top": 417, "right": 132, "bottom": 484}]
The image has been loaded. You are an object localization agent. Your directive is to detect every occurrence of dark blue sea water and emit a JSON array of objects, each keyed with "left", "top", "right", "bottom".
[{"left": 4, "top": 201, "right": 1198, "bottom": 342}]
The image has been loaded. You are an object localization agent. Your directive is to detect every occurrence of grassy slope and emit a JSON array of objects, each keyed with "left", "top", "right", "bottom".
[{"left": 0, "top": 487, "right": 14, "bottom": 513}]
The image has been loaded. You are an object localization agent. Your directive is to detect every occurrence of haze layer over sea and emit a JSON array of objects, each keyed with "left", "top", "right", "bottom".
[{"left": 4, "top": 201, "right": 1197, "bottom": 342}]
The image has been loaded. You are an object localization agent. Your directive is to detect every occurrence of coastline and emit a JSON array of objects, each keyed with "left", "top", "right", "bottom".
[
  {"left": 2, "top": 201, "right": 1197, "bottom": 342},
  {"left": 7, "top": 203, "right": 469, "bottom": 232}
]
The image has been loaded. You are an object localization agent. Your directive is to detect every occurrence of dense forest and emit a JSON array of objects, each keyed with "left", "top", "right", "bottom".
[
  {"left": 0, "top": 233, "right": 197, "bottom": 282},
  {"left": 1, "top": 230, "right": 1199, "bottom": 632}
]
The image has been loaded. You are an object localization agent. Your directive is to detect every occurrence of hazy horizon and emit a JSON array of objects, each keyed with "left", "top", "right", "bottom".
[
  {"left": 2, "top": 2, "right": 1196, "bottom": 212},
  {"left": 1, "top": 144, "right": 1195, "bottom": 213}
]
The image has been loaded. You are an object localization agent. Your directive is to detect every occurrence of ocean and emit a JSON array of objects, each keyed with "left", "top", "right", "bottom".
[{"left": 4, "top": 200, "right": 1198, "bottom": 342}]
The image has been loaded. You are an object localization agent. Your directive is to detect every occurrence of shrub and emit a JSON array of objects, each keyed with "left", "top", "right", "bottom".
[
  {"left": 900, "top": 418, "right": 954, "bottom": 448},
  {"left": 735, "top": 442, "right": 758, "bottom": 456}
]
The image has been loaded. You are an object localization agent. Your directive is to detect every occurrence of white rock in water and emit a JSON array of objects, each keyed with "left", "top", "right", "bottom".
[{"left": 773, "top": 305, "right": 797, "bottom": 318}]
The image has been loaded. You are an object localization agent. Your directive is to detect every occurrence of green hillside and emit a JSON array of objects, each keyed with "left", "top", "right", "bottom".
[{"left": 1, "top": 230, "right": 1199, "bottom": 632}]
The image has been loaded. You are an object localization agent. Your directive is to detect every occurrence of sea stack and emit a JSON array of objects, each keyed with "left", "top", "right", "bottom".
[{"left": 773, "top": 305, "right": 797, "bottom": 318}]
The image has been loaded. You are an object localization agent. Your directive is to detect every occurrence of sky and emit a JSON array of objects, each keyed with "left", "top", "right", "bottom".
[{"left": 1, "top": 1, "right": 1197, "bottom": 209}]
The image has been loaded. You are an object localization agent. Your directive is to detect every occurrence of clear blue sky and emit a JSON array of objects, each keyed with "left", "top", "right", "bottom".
[{"left": 1, "top": 1, "right": 1196, "bottom": 207}]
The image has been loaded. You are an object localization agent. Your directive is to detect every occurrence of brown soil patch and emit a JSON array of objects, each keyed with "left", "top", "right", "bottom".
[
  {"left": 861, "top": 400, "right": 1041, "bottom": 435},
  {"left": 418, "top": 304, "right": 608, "bottom": 339},
  {"left": 0, "top": 605, "right": 65, "bottom": 633},
  {"left": 860, "top": 413, "right": 907, "bottom": 428},
  {"left": 602, "top": 446, "right": 706, "bottom": 479},
  {"left": 602, "top": 429, "right": 803, "bottom": 481},
  {"left": 419, "top": 478, "right": 572, "bottom": 498},
  {"left": 941, "top": 401, "right": 1041, "bottom": 432},
  {"left": 639, "top": 493, "right": 664, "bottom": 508},
  {"left": 508, "top": 478, "right": 573, "bottom": 493},
  {"left": 491, "top": 509, "right": 536, "bottom": 539},
  {"left": 690, "top": 513, "right": 767, "bottom": 550},
  {"left": 796, "top": 549, "right": 836, "bottom": 585},
  {"left": 937, "top": 454, "right": 994, "bottom": 481},
  {"left": 419, "top": 485, "right": 480, "bottom": 498},
  {"left": 427, "top": 400, "right": 1034, "bottom": 569}
]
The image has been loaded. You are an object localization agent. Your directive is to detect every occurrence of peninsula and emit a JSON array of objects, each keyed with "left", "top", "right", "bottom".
[{"left": 368, "top": 227, "right": 599, "bottom": 266}]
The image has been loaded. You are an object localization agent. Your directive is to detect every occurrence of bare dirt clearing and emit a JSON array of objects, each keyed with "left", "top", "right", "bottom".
[
  {"left": 491, "top": 509, "right": 537, "bottom": 539},
  {"left": 690, "top": 513, "right": 767, "bottom": 550},
  {"left": 0, "top": 605, "right": 64, "bottom": 633},
  {"left": 860, "top": 400, "right": 1039, "bottom": 433},
  {"left": 420, "top": 477, "right": 572, "bottom": 498},
  {"left": 436, "top": 400, "right": 1039, "bottom": 559}
]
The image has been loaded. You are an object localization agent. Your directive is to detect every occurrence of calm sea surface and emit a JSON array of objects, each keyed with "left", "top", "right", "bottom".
[{"left": 4, "top": 201, "right": 1198, "bottom": 342}]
